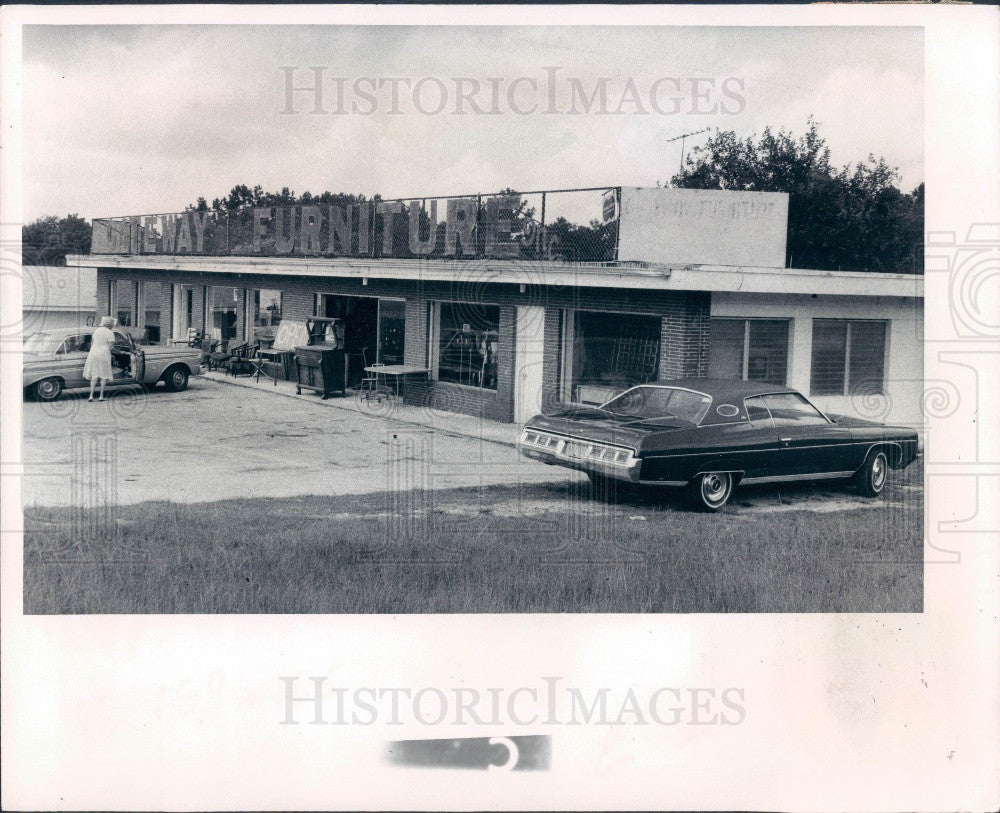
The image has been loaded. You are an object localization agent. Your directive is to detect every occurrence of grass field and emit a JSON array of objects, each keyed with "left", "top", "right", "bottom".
[{"left": 23, "top": 461, "right": 923, "bottom": 614}]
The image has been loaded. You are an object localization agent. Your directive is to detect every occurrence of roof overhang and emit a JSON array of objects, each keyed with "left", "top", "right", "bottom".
[{"left": 66, "top": 254, "right": 924, "bottom": 299}]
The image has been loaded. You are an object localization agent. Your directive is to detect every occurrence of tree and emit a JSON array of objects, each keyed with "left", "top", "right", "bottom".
[
  {"left": 546, "top": 217, "right": 617, "bottom": 262},
  {"left": 22, "top": 214, "right": 92, "bottom": 266},
  {"left": 670, "top": 120, "right": 923, "bottom": 273}
]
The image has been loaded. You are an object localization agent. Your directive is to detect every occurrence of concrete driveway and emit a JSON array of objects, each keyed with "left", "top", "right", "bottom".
[{"left": 19, "top": 377, "right": 575, "bottom": 507}]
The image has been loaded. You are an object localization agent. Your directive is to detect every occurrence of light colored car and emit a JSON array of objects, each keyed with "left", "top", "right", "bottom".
[{"left": 23, "top": 327, "right": 203, "bottom": 401}]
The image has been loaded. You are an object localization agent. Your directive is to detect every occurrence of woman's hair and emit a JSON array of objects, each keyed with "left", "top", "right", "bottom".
[{"left": 99, "top": 316, "right": 115, "bottom": 327}]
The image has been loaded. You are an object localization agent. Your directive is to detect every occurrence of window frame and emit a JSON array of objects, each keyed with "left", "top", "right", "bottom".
[
  {"left": 435, "top": 300, "right": 501, "bottom": 391},
  {"left": 809, "top": 318, "right": 889, "bottom": 396},
  {"left": 560, "top": 307, "right": 664, "bottom": 404},
  {"left": 708, "top": 317, "right": 791, "bottom": 386},
  {"left": 761, "top": 391, "right": 831, "bottom": 427}
]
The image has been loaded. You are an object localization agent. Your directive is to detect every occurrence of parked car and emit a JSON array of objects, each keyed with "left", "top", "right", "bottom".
[
  {"left": 518, "top": 379, "right": 919, "bottom": 511},
  {"left": 23, "top": 327, "right": 203, "bottom": 401}
]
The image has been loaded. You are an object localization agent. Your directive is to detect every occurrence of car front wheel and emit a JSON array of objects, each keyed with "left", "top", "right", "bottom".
[
  {"left": 33, "top": 377, "right": 63, "bottom": 402},
  {"left": 687, "top": 471, "right": 734, "bottom": 512},
  {"left": 163, "top": 366, "right": 189, "bottom": 392},
  {"left": 855, "top": 450, "right": 888, "bottom": 497}
]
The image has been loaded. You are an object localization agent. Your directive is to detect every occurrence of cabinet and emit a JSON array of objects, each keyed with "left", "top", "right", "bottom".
[{"left": 294, "top": 344, "right": 347, "bottom": 398}]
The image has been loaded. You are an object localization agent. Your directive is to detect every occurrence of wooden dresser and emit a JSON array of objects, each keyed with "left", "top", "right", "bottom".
[{"left": 294, "top": 343, "right": 347, "bottom": 398}]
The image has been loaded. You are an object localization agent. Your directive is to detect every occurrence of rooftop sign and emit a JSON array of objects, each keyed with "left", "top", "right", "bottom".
[
  {"left": 90, "top": 186, "right": 790, "bottom": 267},
  {"left": 90, "top": 189, "right": 608, "bottom": 261}
]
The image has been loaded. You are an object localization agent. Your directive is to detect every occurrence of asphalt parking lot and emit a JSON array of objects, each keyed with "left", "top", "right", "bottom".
[
  {"left": 20, "top": 376, "right": 922, "bottom": 514},
  {"left": 19, "top": 377, "right": 572, "bottom": 507}
]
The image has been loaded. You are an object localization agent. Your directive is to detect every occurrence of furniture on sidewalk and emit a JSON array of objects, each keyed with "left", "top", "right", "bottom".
[
  {"left": 293, "top": 317, "right": 347, "bottom": 399},
  {"left": 256, "top": 348, "right": 295, "bottom": 382},
  {"left": 226, "top": 342, "right": 259, "bottom": 377},
  {"left": 361, "top": 364, "right": 430, "bottom": 402},
  {"left": 207, "top": 339, "right": 236, "bottom": 371}
]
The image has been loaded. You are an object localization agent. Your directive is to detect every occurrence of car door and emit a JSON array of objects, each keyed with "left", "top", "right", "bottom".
[
  {"left": 55, "top": 333, "right": 93, "bottom": 388},
  {"left": 762, "top": 392, "right": 856, "bottom": 476},
  {"left": 733, "top": 395, "right": 784, "bottom": 479},
  {"left": 112, "top": 331, "right": 143, "bottom": 381}
]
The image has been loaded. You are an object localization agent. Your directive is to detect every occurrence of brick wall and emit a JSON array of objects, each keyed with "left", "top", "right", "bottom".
[
  {"left": 658, "top": 292, "right": 711, "bottom": 379},
  {"left": 96, "top": 275, "right": 110, "bottom": 316},
  {"left": 541, "top": 307, "right": 562, "bottom": 411}
]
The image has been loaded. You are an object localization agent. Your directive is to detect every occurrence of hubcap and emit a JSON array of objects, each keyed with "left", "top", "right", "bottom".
[
  {"left": 702, "top": 473, "right": 730, "bottom": 504},
  {"left": 172, "top": 371, "right": 185, "bottom": 387},
  {"left": 872, "top": 454, "right": 886, "bottom": 489},
  {"left": 38, "top": 380, "right": 58, "bottom": 398}
]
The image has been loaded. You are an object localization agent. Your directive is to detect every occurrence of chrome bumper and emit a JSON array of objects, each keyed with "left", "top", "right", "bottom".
[{"left": 517, "top": 437, "right": 642, "bottom": 483}]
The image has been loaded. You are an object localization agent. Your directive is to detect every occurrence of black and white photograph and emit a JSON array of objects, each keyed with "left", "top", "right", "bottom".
[
  {"left": 1, "top": 4, "right": 997, "bottom": 811},
  {"left": 18, "top": 23, "right": 925, "bottom": 614}
]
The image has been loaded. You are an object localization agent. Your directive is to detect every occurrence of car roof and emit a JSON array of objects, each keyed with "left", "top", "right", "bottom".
[{"left": 647, "top": 378, "right": 798, "bottom": 400}]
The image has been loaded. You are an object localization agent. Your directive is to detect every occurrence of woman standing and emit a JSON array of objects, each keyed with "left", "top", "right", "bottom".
[{"left": 84, "top": 316, "right": 116, "bottom": 401}]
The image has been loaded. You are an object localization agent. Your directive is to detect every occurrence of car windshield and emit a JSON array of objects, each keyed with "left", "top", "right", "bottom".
[
  {"left": 601, "top": 386, "right": 713, "bottom": 424},
  {"left": 23, "top": 333, "right": 63, "bottom": 354}
]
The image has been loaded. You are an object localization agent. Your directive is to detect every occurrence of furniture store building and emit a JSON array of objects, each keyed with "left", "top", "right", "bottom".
[{"left": 67, "top": 186, "right": 924, "bottom": 430}]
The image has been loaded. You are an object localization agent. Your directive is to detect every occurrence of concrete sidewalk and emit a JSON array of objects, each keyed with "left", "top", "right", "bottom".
[{"left": 202, "top": 370, "right": 521, "bottom": 447}]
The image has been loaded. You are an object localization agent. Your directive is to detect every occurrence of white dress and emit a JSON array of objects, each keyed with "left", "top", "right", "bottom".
[{"left": 83, "top": 326, "right": 115, "bottom": 381}]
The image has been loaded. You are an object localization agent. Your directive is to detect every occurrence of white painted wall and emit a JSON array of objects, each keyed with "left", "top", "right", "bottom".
[
  {"left": 617, "top": 187, "right": 789, "bottom": 267},
  {"left": 513, "top": 305, "right": 546, "bottom": 424},
  {"left": 711, "top": 292, "right": 924, "bottom": 433}
]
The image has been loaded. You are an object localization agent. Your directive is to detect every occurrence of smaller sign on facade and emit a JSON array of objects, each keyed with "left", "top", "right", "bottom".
[
  {"left": 602, "top": 189, "right": 619, "bottom": 223},
  {"left": 616, "top": 187, "right": 789, "bottom": 268}
]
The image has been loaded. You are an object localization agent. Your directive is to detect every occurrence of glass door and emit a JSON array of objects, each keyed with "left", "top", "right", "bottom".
[{"left": 376, "top": 298, "right": 406, "bottom": 365}]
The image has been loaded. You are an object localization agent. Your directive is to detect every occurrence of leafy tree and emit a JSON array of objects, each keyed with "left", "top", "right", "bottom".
[
  {"left": 546, "top": 217, "right": 617, "bottom": 262},
  {"left": 22, "top": 214, "right": 92, "bottom": 266},
  {"left": 670, "top": 120, "right": 923, "bottom": 273}
]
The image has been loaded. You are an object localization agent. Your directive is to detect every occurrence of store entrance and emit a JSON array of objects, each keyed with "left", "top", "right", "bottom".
[{"left": 316, "top": 295, "right": 376, "bottom": 388}]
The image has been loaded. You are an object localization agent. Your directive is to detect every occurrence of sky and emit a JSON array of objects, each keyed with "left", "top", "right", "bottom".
[{"left": 21, "top": 25, "right": 923, "bottom": 223}]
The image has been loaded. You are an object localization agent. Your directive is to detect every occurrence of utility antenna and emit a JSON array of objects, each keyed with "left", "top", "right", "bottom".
[{"left": 665, "top": 127, "right": 713, "bottom": 174}]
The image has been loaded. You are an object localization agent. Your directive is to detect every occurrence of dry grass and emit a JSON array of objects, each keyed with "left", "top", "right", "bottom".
[{"left": 24, "top": 465, "right": 923, "bottom": 614}]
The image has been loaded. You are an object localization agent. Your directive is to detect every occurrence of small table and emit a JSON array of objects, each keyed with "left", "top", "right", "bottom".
[
  {"left": 255, "top": 348, "right": 294, "bottom": 385},
  {"left": 363, "top": 364, "right": 430, "bottom": 401}
]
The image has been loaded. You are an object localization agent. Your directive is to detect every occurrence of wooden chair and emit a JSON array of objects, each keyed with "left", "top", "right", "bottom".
[
  {"left": 207, "top": 339, "right": 235, "bottom": 371},
  {"left": 227, "top": 342, "right": 259, "bottom": 377}
]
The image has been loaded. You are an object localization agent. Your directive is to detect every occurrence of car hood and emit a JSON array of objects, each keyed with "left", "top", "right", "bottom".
[
  {"left": 525, "top": 406, "right": 692, "bottom": 449},
  {"left": 22, "top": 351, "right": 53, "bottom": 364}
]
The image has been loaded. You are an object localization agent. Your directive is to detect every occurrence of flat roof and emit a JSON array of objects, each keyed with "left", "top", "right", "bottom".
[{"left": 66, "top": 254, "right": 924, "bottom": 299}]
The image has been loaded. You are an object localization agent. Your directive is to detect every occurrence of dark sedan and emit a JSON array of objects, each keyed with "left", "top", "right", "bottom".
[{"left": 517, "top": 379, "right": 920, "bottom": 511}]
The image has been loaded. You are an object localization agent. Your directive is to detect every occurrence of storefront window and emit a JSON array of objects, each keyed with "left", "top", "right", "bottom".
[
  {"left": 437, "top": 302, "right": 500, "bottom": 389},
  {"left": 142, "top": 281, "right": 163, "bottom": 343},
  {"left": 250, "top": 289, "right": 282, "bottom": 343},
  {"left": 253, "top": 289, "right": 282, "bottom": 326},
  {"left": 708, "top": 319, "right": 789, "bottom": 385},
  {"left": 810, "top": 319, "right": 886, "bottom": 395},
  {"left": 115, "top": 279, "right": 136, "bottom": 327},
  {"left": 566, "top": 310, "right": 661, "bottom": 404},
  {"left": 209, "top": 286, "right": 239, "bottom": 344},
  {"left": 377, "top": 299, "right": 406, "bottom": 365}
]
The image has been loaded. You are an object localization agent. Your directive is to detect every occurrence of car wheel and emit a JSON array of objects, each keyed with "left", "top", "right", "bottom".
[
  {"left": 163, "top": 366, "right": 189, "bottom": 392},
  {"left": 687, "top": 471, "right": 734, "bottom": 512},
  {"left": 33, "top": 377, "right": 63, "bottom": 402},
  {"left": 854, "top": 450, "right": 888, "bottom": 497}
]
